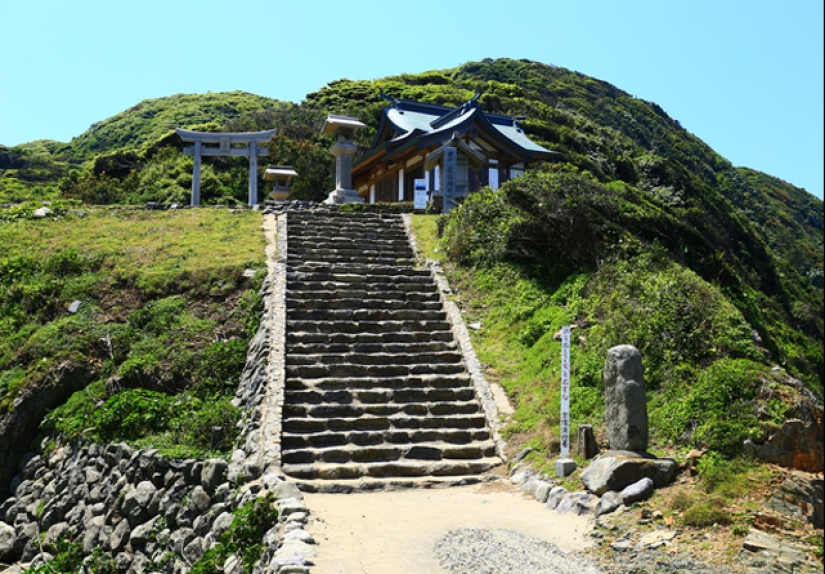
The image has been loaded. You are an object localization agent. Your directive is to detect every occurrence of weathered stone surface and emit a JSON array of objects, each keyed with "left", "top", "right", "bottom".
[
  {"left": 546, "top": 486, "right": 569, "bottom": 511},
  {"left": 190, "top": 485, "right": 211, "bottom": 513},
  {"left": 183, "top": 536, "right": 204, "bottom": 563},
  {"left": 603, "top": 345, "right": 648, "bottom": 451},
  {"left": 744, "top": 411, "right": 823, "bottom": 473},
  {"left": 130, "top": 516, "right": 159, "bottom": 547},
  {"left": 534, "top": 481, "right": 552, "bottom": 504},
  {"left": 595, "top": 490, "right": 622, "bottom": 517},
  {"left": 581, "top": 451, "right": 678, "bottom": 495},
  {"left": 764, "top": 471, "right": 823, "bottom": 529},
  {"left": 0, "top": 521, "right": 18, "bottom": 562},
  {"left": 110, "top": 518, "right": 131, "bottom": 553},
  {"left": 200, "top": 459, "right": 228, "bottom": 492},
  {"left": 620, "top": 477, "right": 655, "bottom": 505}
]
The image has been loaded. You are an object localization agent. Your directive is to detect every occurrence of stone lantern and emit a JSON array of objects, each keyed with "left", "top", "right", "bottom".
[
  {"left": 263, "top": 165, "right": 298, "bottom": 202},
  {"left": 322, "top": 114, "right": 366, "bottom": 204}
]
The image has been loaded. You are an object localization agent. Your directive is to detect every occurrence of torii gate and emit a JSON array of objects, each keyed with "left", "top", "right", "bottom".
[{"left": 176, "top": 128, "right": 278, "bottom": 206}]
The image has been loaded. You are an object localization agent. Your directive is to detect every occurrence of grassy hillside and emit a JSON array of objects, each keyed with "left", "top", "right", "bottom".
[{"left": 0, "top": 205, "right": 265, "bottom": 458}]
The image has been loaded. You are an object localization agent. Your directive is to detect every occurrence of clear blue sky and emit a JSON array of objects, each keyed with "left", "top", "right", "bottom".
[{"left": 1, "top": 0, "right": 822, "bottom": 198}]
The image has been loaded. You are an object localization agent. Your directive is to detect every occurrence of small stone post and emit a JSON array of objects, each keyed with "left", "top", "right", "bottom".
[{"left": 603, "top": 345, "right": 648, "bottom": 452}]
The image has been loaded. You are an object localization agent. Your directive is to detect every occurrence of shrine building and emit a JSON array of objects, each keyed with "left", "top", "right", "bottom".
[{"left": 351, "top": 95, "right": 559, "bottom": 204}]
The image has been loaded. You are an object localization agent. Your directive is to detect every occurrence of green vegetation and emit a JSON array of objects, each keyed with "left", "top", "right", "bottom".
[
  {"left": 409, "top": 164, "right": 820, "bottom": 459},
  {"left": 190, "top": 495, "right": 278, "bottom": 574},
  {"left": 0, "top": 207, "right": 264, "bottom": 457}
]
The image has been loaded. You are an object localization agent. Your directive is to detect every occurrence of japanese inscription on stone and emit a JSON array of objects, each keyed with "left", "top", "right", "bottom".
[{"left": 560, "top": 325, "right": 571, "bottom": 457}]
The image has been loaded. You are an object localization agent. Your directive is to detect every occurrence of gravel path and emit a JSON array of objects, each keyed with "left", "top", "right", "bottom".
[{"left": 434, "top": 528, "right": 604, "bottom": 574}]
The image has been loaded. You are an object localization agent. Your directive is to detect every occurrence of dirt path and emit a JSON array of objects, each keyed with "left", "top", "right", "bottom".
[{"left": 303, "top": 480, "right": 595, "bottom": 574}]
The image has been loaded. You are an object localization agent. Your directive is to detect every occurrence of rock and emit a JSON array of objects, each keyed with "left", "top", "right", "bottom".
[
  {"left": 512, "top": 447, "right": 533, "bottom": 463},
  {"left": 33, "top": 207, "right": 53, "bottom": 218},
  {"left": 639, "top": 530, "right": 676, "bottom": 549},
  {"left": 171, "top": 527, "right": 196, "bottom": 554},
  {"left": 546, "top": 486, "right": 569, "bottom": 510},
  {"left": 580, "top": 451, "right": 678, "bottom": 495},
  {"left": 269, "top": 478, "right": 303, "bottom": 501},
  {"left": 741, "top": 530, "right": 818, "bottom": 572},
  {"left": 0, "top": 521, "right": 18, "bottom": 562},
  {"left": 130, "top": 516, "right": 159, "bottom": 547},
  {"left": 620, "top": 477, "right": 655, "bottom": 505},
  {"left": 610, "top": 538, "right": 633, "bottom": 551},
  {"left": 764, "top": 470, "right": 823, "bottom": 529},
  {"left": 190, "top": 485, "right": 211, "bottom": 513},
  {"left": 82, "top": 516, "right": 106, "bottom": 554},
  {"left": 183, "top": 537, "right": 204, "bottom": 563},
  {"left": 574, "top": 493, "right": 597, "bottom": 515},
  {"left": 603, "top": 345, "right": 648, "bottom": 451},
  {"left": 595, "top": 491, "right": 623, "bottom": 517},
  {"left": 210, "top": 512, "right": 234, "bottom": 540},
  {"left": 200, "top": 459, "right": 228, "bottom": 492},
  {"left": 534, "top": 481, "right": 552, "bottom": 504},
  {"left": 283, "top": 529, "right": 315, "bottom": 544},
  {"left": 110, "top": 519, "right": 131, "bottom": 553},
  {"left": 278, "top": 497, "right": 308, "bottom": 519}
]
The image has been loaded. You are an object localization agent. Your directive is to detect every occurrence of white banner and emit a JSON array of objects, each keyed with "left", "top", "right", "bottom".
[{"left": 560, "top": 325, "right": 571, "bottom": 458}]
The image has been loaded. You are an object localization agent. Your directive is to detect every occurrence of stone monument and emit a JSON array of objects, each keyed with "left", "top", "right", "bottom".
[
  {"left": 322, "top": 115, "right": 366, "bottom": 204},
  {"left": 603, "top": 344, "right": 648, "bottom": 451},
  {"left": 580, "top": 345, "right": 677, "bottom": 497}
]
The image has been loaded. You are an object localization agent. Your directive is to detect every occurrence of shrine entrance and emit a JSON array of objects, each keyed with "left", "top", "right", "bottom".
[{"left": 176, "top": 128, "right": 278, "bottom": 206}]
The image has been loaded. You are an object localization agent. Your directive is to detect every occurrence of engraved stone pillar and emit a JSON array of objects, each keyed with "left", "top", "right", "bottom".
[{"left": 604, "top": 345, "right": 648, "bottom": 452}]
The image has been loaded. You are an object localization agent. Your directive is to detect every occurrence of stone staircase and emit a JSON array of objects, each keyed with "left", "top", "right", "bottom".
[{"left": 280, "top": 211, "right": 502, "bottom": 487}]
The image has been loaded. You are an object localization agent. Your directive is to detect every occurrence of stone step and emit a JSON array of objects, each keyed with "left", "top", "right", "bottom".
[
  {"left": 285, "top": 388, "right": 478, "bottom": 406},
  {"left": 287, "top": 281, "right": 438, "bottom": 294},
  {"left": 287, "top": 308, "right": 447, "bottom": 322},
  {"left": 287, "top": 239, "right": 412, "bottom": 251},
  {"left": 286, "top": 319, "right": 453, "bottom": 334},
  {"left": 287, "top": 266, "right": 431, "bottom": 278},
  {"left": 286, "top": 341, "right": 457, "bottom": 355},
  {"left": 286, "top": 331, "right": 454, "bottom": 345},
  {"left": 281, "top": 440, "right": 498, "bottom": 465},
  {"left": 288, "top": 246, "right": 413, "bottom": 257},
  {"left": 281, "top": 428, "right": 492, "bottom": 450},
  {"left": 281, "top": 413, "right": 489, "bottom": 434},
  {"left": 282, "top": 458, "right": 501, "bottom": 481},
  {"left": 286, "top": 283, "right": 441, "bottom": 303},
  {"left": 289, "top": 230, "right": 409, "bottom": 240},
  {"left": 285, "top": 374, "right": 473, "bottom": 392},
  {"left": 282, "top": 399, "right": 480, "bottom": 419},
  {"left": 286, "top": 298, "right": 443, "bottom": 311},
  {"left": 287, "top": 255, "right": 415, "bottom": 267},
  {"left": 286, "top": 351, "right": 462, "bottom": 367},
  {"left": 284, "top": 362, "right": 466, "bottom": 379}
]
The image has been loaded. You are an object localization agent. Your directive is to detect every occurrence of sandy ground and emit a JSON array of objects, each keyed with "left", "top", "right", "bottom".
[{"left": 303, "top": 480, "right": 595, "bottom": 574}]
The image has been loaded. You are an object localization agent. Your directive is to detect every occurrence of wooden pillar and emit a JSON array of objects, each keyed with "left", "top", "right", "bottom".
[
  {"left": 248, "top": 145, "right": 259, "bottom": 206},
  {"left": 369, "top": 184, "right": 376, "bottom": 204},
  {"left": 191, "top": 140, "right": 202, "bottom": 206},
  {"left": 397, "top": 168, "right": 405, "bottom": 202}
]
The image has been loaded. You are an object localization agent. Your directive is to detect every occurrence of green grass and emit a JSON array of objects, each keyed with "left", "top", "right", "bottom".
[
  {"left": 1, "top": 206, "right": 265, "bottom": 456},
  {"left": 411, "top": 205, "right": 802, "bottom": 460}
]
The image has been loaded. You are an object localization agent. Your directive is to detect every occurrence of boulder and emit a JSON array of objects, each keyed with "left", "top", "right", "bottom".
[
  {"left": 603, "top": 345, "right": 648, "bottom": 451},
  {"left": 620, "top": 477, "right": 655, "bottom": 505},
  {"left": 581, "top": 451, "right": 678, "bottom": 495},
  {"left": 200, "top": 459, "right": 228, "bottom": 492}
]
